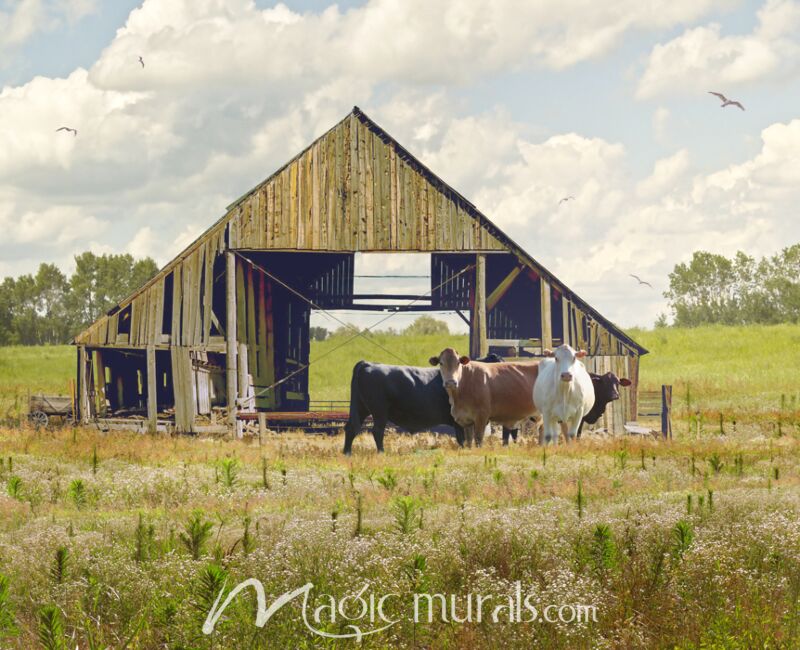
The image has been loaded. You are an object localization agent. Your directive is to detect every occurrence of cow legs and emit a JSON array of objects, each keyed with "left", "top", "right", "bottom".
[
  {"left": 463, "top": 423, "right": 475, "bottom": 448},
  {"left": 453, "top": 424, "right": 466, "bottom": 448},
  {"left": 542, "top": 414, "right": 560, "bottom": 445},
  {"left": 563, "top": 416, "right": 581, "bottom": 443},
  {"left": 343, "top": 415, "right": 363, "bottom": 455},
  {"left": 502, "top": 427, "right": 519, "bottom": 446},
  {"left": 371, "top": 418, "right": 387, "bottom": 453},
  {"left": 473, "top": 417, "right": 489, "bottom": 448},
  {"left": 343, "top": 403, "right": 369, "bottom": 455}
]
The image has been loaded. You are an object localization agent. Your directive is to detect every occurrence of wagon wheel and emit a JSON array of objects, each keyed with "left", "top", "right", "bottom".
[{"left": 30, "top": 411, "right": 49, "bottom": 428}]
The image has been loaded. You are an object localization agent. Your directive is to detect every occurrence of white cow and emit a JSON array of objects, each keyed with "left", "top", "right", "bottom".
[{"left": 533, "top": 345, "right": 595, "bottom": 444}]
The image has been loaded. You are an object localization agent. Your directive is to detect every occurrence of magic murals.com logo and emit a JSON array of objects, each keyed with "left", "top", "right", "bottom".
[{"left": 203, "top": 579, "right": 598, "bottom": 641}]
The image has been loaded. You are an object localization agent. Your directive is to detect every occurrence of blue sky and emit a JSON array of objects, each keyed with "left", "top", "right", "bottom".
[{"left": 1, "top": 0, "right": 798, "bottom": 330}]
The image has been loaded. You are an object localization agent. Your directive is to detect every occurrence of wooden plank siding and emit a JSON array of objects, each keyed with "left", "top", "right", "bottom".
[
  {"left": 223, "top": 116, "right": 506, "bottom": 254},
  {"left": 75, "top": 228, "right": 226, "bottom": 349}
]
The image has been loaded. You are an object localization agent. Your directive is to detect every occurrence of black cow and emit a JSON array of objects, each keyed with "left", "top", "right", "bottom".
[
  {"left": 343, "top": 354, "right": 516, "bottom": 454},
  {"left": 577, "top": 372, "right": 632, "bottom": 437}
]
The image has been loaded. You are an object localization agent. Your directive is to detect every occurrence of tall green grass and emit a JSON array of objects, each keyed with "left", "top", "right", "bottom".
[
  {"left": 0, "top": 346, "right": 74, "bottom": 421},
  {"left": 629, "top": 324, "right": 800, "bottom": 414},
  {"left": 2, "top": 324, "right": 799, "bottom": 418},
  {"left": 309, "top": 332, "right": 468, "bottom": 402}
]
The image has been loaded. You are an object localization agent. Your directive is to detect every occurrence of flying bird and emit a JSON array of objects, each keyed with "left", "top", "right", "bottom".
[
  {"left": 629, "top": 274, "right": 653, "bottom": 288},
  {"left": 708, "top": 92, "right": 745, "bottom": 111},
  {"left": 138, "top": 56, "right": 145, "bottom": 68},
  {"left": 55, "top": 127, "right": 77, "bottom": 136},
  {"left": 558, "top": 195, "right": 575, "bottom": 205}
]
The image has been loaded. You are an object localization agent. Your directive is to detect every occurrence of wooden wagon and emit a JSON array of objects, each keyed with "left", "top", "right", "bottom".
[{"left": 28, "top": 394, "right": 75, "bottom": 427}]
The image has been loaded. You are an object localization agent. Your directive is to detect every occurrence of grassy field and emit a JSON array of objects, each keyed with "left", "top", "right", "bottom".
[
  {"left": 0, "top": 326, "right": 798, "bottom": 647},
  {"left": 3, "top": 323, "right": 799, "bottom": 422},
  {"left": 0, "top": 428, "right": 799, "bottom": 648}
]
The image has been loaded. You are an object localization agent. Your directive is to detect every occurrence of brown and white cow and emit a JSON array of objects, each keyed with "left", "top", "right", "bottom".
[{"left": 429, "top": 348, "right": 540, "bottom": 447}]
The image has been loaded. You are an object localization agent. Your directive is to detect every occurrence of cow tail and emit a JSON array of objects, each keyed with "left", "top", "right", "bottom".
[{"left": 347, "top": 361, "right": 367, "bottom": 429}]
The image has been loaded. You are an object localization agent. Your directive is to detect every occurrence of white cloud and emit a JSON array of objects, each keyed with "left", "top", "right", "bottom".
[
  {"left": 652, "top": 107, "right": 670, "bottom": 143},
  {"left": 86, "top": 0, "right": 729, "bottom": 94},
  {"left": 0, "top": 201, "right": 104, "bottom": 245},
  {"left": 636, "top": 149, "right": 690, "bottom": 199},
  {"left": 637, "top": 0, "right": 800, "bottom": 98},
  {"left": 441, "top": 115, "right": 800, "bottom": 326},
  {"left": 0, "top": 0, "right": 98, "bottom": 50}
]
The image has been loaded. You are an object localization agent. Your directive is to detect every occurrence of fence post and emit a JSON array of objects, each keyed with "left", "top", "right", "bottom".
[{"left": 661, "top": 385, "right": 673, "bottom": 439}]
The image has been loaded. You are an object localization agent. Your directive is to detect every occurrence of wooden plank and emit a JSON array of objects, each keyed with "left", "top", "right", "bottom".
[
  {"left": 289, "top": 161, "right": 299, "bottom": 247},
  {"left": 333, "top": 123, "right": 344, "bottom": 249},
  {"left": 192, "top": 248, "right": 204, "bottom": 346},
  {"left": 486, "top": 266, "right": 522, "bottom": 311},
  {"left": 195, "top": 351, "right": 211, "bottom": 416},
  {"left": 203, "top": 247, "right": 214, "bottom": 345},
  {"left": 357, "top": 120, "right": 368, "bottom": 249},
  {"left": 540, "top": 278, "right": 553, "bottom": 351},
  {"left": 226, "top": 251, "right": 238, "bottom": 427},
  {"left": 562, "top": 297, "right": 570, "bottom": 346},
  {"left": 265, "top": 179, "right": 274, "bottom": 248},
  {"left": 297, "top": 153, "right": 307, "bottom": 248},
  {"left": 256, "top": 271, "right": 272, "bottom": 407},
  {"left": 171, "top": 266, "right": 182, "bottom": 343},
  {"left": 146, "top": 345, "right": 157, "bottom": 433},
  {"left": 282, "top": 167, "right": 292, "bottom": 248},
  {"left": 320, "top": 134, "right": 330, "bottom": 249},
  {"left": 246, "top": 264, "right": 257, "bottom": 378},
  {"left": 470, "top": 254, "right": 488, "bottom": 358},
  {"left": 94, "top": 350, "right": 106, "bottom": 417},
  {"left": 171, "top": 347, "right": 193, "bottom": 433},
  {"left": 389, "top": 142, "right": 398, "bottom": 248},
  {"left": 373, "top": 130, "right": 384, "bottom": 248},
  {"left": 346, "top": 115, "right": 357, "bottom": 249},
  {"left": 364, "top": 123, "right": 374, "bottom": 249},
  {"left": 311, "top": 142, "right": 321, "bottom": 249}
]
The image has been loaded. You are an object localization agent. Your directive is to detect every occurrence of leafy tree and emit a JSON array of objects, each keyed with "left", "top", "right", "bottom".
[
  {"left": 0, "top": 251, "right": 158, "bottom": 345},
  {"left": 309, "top": 326, "right": 329, "bottom": 341},
  {"left": 404, "top": 315, "right": 449, "bottom": 336},
  {"left": 664, "top": 245, "right": 800, "bottom": 326}
]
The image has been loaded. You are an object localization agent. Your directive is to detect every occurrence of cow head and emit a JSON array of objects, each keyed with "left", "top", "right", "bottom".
[
  {"left": 593, "top": 372, "right": 632, "bottom": 404},
  {"left": 544, "top": 344, "right": 587, "bottom": 383},
  {"left": 429, "top": 348, "right": 470, "bottom": 389}
]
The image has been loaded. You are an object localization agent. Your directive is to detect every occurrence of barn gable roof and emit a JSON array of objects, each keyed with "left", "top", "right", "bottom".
[{"left": 75, "top": 107, "right": 646, "bottom": 355}]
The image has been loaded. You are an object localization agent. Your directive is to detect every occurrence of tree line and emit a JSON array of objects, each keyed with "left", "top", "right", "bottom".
[
  {"left": 1, "top": 243, "right": 797, "bottom": 345},
  {"left": 663, "top": 244, "right": 800, "bottom": 327},
  {"left": 0, "top": 252, "right": 159, "bottom": 345}
]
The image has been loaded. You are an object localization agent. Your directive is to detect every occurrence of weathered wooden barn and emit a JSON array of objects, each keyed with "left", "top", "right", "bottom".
[{"left": 73, "top": 107, "right": 647, "bottom": 436}]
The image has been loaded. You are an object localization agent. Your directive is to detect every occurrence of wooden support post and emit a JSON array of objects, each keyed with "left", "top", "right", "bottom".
[
  {"left": 470, "top": 254, "right": 488, "bottom": 359},
  {"left": 226, "top": 251, "right": 238, "bottom": 427},
  {"left": 661, "top": 384, "right": 673, "bottom": 439},
  {"left": 258, "top": 412, "right": 266, "bottom": 446},
  {"left": 79, "top": 346, "right": 90, "bottom": 424},
  {"left": 94, "top": 350, "right": 106, "bottom": 417},
  {"left": 540, "top": 278, "right": 553, "bottom": 352},
  {"left": 146, "top": 345, "right": 157, "bottom": 433}
]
